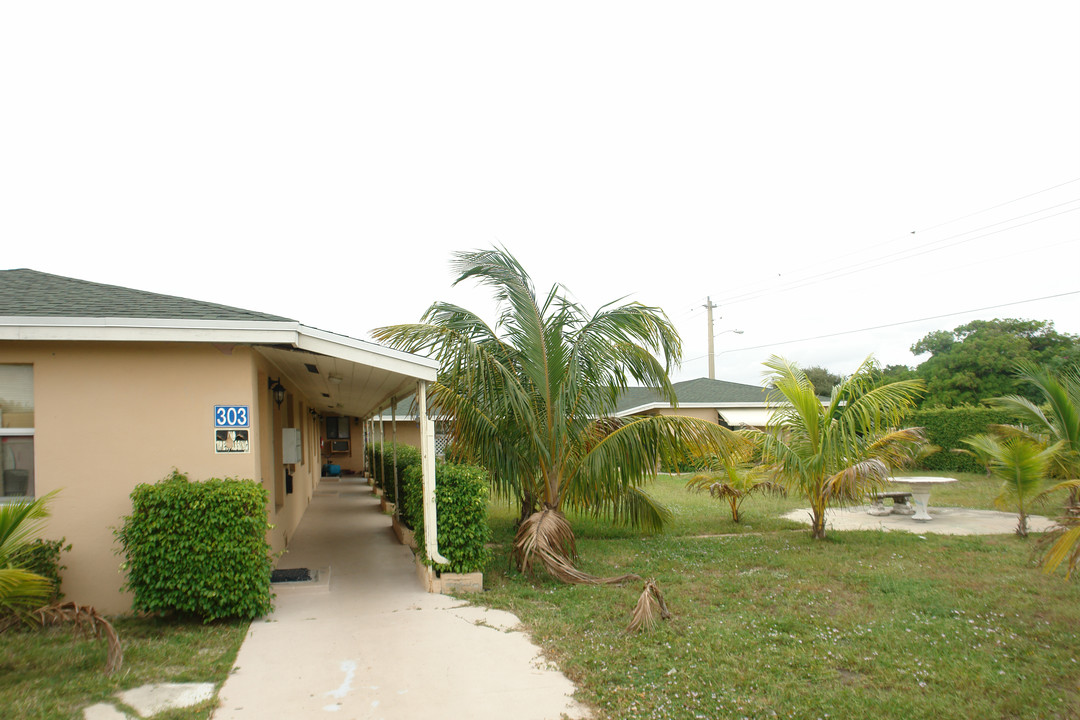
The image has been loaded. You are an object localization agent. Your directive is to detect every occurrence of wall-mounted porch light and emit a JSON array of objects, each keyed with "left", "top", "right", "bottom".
[{"left": 268, "top": 377, "right": 286, "bottom": 406}]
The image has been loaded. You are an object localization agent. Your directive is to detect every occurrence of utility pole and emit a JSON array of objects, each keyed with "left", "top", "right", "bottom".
[{"left": 704, "top": 296, "right": 717, "bottom": 379}]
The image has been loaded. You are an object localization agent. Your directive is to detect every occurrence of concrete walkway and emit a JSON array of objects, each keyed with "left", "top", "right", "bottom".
[
  {"left": 782, "top": 505, "right": 1059, "bottom": 535},
  {"left": 213, "top": 479, "right": 588, "bottom": 720}
]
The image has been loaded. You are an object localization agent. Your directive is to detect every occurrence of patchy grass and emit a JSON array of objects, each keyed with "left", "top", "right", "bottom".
[
  {"left": 0, "top": 615, "right": 247, "bottom": 720},
  {"left": 477, "top": 473, "right": 1080, "bottom": 719}
]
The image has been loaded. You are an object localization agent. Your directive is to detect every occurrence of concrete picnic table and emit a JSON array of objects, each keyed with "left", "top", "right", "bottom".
[{"left": 888, "top": 476, "right": 957, "bottom": 522}]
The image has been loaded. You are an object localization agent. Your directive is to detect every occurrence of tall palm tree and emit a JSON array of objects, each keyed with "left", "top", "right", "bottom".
[
  {"left": 962, "top": 433, "right": 1059, "bottom": 537},
  {"left": 0, "top": 492, "right": 57, "bottom": 619},
  {"left": 761, "top": 356, "right": 926, "bottom": 540},
  {"left": 374, "top": 247, "right": 738, "bottom": 581}
]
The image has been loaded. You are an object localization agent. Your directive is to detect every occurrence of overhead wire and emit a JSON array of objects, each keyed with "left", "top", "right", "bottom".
[
  {"left": 706, "top": 177, "right": 1080, "bottom": 305},
  {"left": 682, "top": 288, "right": 1080, "bottom": 362},
  {"left": 714, "top": 204, "right": 1080, "bottom": 307},
  {"left": 713, "top": 200, "right": 1080, "bottom": 307}
]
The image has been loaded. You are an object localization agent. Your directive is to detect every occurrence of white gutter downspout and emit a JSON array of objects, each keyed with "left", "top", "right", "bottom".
[{"left": 418, "top": 380, "right": 449, "bottom": 565}]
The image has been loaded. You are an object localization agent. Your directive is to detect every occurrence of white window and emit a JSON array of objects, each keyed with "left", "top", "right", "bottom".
[{"left": 0, "top": 365, "right": 34, "bottom": 499}]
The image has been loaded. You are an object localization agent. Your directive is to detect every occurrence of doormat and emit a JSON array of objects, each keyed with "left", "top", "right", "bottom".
[{"left": 271, "top": 568, "right": 312, "bottom": 583}]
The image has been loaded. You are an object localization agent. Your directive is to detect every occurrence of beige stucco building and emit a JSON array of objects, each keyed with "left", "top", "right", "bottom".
[{"left": 0, "top": 269, "right": 442, "bottom": 613}]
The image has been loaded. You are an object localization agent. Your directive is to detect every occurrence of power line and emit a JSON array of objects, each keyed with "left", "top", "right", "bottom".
[
  {"left": 684, "top": 289, "right": 1080, "bottom": 362},
  {"left": 713, "top": 204, "right": 1080, "bottom": 307},
  {"left": 709, "top": 177, "right": 1080, "bottom": 304}
]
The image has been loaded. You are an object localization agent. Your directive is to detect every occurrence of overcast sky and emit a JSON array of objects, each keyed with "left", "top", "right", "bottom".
[{"left": 2, "top": 2, "right": 1077, "bottom": 386}]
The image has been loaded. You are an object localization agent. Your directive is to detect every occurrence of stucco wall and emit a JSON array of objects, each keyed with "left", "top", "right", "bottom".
[
  {"left": 0, "top": 341, "right": 332, "bottom": 614},
  {"left": 253, "top": 353, "right": 322, "bottom": 557},
  {"left": 1, "top": 341, "right": 263, "bottom": 613},
  {"left": 658, "top": 407, "right": 719, "bottom": 423}
]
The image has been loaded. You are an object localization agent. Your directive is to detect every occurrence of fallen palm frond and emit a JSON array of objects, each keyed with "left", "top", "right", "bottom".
[
  {"left": 33, "top": 602, "right": 123, "bottom": 674},
  {"left": 625, "top": 579, "right": 671, "bottom": 634},
  {"left": 513, "top": 508, "right": 640, "bottom": 585}
]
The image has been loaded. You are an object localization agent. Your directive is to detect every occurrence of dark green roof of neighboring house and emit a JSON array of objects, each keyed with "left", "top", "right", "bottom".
[
  {"left": 615, "top": 377, "right": 770, "bottom": 413},
  {"left": 377, "top": 377, "right": 772, "bottom": 420},
  {"left": 0, "top": 269, "right": 294, "bottom": 322}
]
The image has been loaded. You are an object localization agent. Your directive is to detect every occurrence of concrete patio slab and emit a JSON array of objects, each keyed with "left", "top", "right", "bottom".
[
  {"left": 213, "top": 479, "right": 589, "bottom": 720},
  {"left": 782, "top": 505, "right": 1059, "bottom": 535},
  {"left": 117, "top": 683, "right": 216, "bottom": 716}
]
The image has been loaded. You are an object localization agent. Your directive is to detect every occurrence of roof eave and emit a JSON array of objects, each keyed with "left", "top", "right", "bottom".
[{"left": 0, "top": 316, "right": 439, "bottom": 382}]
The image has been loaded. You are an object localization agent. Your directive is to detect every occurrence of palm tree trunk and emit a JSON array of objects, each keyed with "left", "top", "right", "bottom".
[
  {"left": 810, "top": 497, "right": 828, "bottom": 540},
  {"left": 1017, "top": 498, "right": 1029, "bottom": 538}
]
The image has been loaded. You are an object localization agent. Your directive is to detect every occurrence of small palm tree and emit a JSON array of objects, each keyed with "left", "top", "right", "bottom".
[
  {"left": 761, "top": 356, "right": 926, "bottom": 540},
  {"left": 686, "top": 433, "right": 784, "bottom": 523},
  {"left": 374, "top": 247, "right": 738, "bottom": 581},
  {"left": 991, "top": 361, "right": 1080, "bottom": 506},
  {"left": 0, "top": 492, "right": 57, "bottom": 620},
  {"left": 990, "top": 361, "right": 1080, "bottom": 574},
  {"left": 962, "top": 433, "right": 1060, "bottom": 537}
]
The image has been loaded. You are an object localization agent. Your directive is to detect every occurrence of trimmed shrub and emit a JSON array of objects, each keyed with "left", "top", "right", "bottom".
[
  {"left": 369, "top": 442, "right": 421, "bottom": 508},
  {"left": 908, "top": 406, "right": 1024, "bottom": 473},
  {"left": 9, "top": 538, "right": 70, "bottom": 604},
  {"left": 401, "top": 463, "right": 422, "bottom": 531},
  {"left": 116, "top": 470, "right": 273, "bottom": 621},
  {"left": 405, "top": 461, "right": 491, "bottom": 575}
]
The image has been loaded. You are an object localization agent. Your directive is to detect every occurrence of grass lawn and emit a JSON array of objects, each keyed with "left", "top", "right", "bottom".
[
  {"left": 0, "top": 615, "right": 247, "bottom": 720},
  {"left": 476, "top": 473, "right": 1080, "bottom": 720}
]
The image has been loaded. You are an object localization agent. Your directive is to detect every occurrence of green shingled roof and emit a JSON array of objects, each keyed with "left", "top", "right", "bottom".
[
  {"left": 615, "top": 377, "right": 769, "bottom": 413},
  {"left": 0, "top": 269, "right": 294, "bottom": 322}
]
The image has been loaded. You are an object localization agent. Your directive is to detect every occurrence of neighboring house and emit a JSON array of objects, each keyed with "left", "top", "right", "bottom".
[
  {"left": 0, "top": 269, "right": 440, "bottom": 613},
  {"left": 370, "top": 396, "right": 452, "bottom": 457},
  {"left": 614, "top": 377, "right": 773, "bottom": 429},
  {"left": 368, "top": 377, "right": 775, "bottom": 458}
]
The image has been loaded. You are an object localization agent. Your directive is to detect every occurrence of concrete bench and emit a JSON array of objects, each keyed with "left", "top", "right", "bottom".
[{"left": 868, "top": 491, "right": 915, "bottom": 516}]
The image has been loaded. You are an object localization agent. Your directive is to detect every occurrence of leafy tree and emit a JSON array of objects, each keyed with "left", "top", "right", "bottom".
[
  {"left": 374, "top": 247, "right": 738, "bottom": 582},
  {"left": 910, "top": 319, "right": 1080, "bottom": 407},
  {"left": 802, "top": 366, "right": 842, "bottom": 396},
  {"left": 962, "top": 433, "right": 1059, "bottom": 537},
  {"left": 0, "top": 492, "right": 57, "bottom": 620},
  {"left": 760, "top": 356, "right": 926, "bottom": 540}
]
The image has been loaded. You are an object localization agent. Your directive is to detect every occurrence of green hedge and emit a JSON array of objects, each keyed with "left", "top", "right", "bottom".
[
  {"left": 405, "top": 461, "right": 491, "bottom": 575},
  {"left": 368, "top": 442, "right": 421, "bottom": 509},
  {"left": 116, "top": 470, "right": 274, "bottom": 621},
  {"left": 9, "top": 538, "right": 70, "bottom": 604},
  {"left": 907, "top": 406, "right": 1024, "bottom": 473}
]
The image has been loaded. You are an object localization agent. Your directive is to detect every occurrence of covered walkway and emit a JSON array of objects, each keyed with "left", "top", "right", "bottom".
[{"left": 213, "top": 478, "right": 589, "bottom": 720}]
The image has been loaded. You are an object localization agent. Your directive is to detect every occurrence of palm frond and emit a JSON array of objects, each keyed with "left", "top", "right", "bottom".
[
  {"left": 513, "top": 509, "right": 640, "bottom": 585},
  {"left": 625, "top": 579, "right": 672, "bottom": 634},
  {"left": 0, "top": 491, "right": 58, "bottom": 564},
  {"left": 0, "top": 567, "right": 54, "bottom": 619},
  {"left": 1040, "top": 521, "right": 1080, "bottom": 578},
  {"left": 33, "top": 602, "right": 123, "bottom": 674}
]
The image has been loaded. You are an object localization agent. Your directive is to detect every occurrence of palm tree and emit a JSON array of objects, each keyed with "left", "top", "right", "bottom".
[
  {"left": 760, "top": 356, "right": 926, "bottom": 540},
  {"left": 990, "top": 361, "right": 1080, "bottom": 574},
  {"left": 962, "top": 433, "right": 1060, "bottom": 537},
  {"left": 373, "top": 247, "right": 738, "bottom": 581},
  {"left": 990, "top": 361, "right": 1080, "bottom": 504},
  {"left": 685, "top": 432, "right": 784, "bottom": 523},
  {"left": 0, "top": 492, "right": 57, "bottom": 619}
]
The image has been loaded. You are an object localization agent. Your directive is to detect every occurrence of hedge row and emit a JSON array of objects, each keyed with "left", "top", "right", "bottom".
[
  {"left": 368, "top": 442, "right": 422, "bottom": 511},
  {"left": 907, "top": 406, "right": 1024, "bottom": 473},
  {"left": 116, "top": 470, "right": 274, "bottom": 621},
  {"left": 403, "top": 461, "right": 491, "bottom": 574}
]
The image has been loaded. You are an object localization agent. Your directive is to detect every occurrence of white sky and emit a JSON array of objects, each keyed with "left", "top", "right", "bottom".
[{"left": 2, "top": 2, "right": 1078, "bottom": 386}]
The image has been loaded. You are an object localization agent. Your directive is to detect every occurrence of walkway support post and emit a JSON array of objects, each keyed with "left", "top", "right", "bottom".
[
  {"left": 418, "top": 380, "right": 449, "bottom": 565},
  {"left": 391, "top": 397, "right": 399, "bottom": 521}
]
